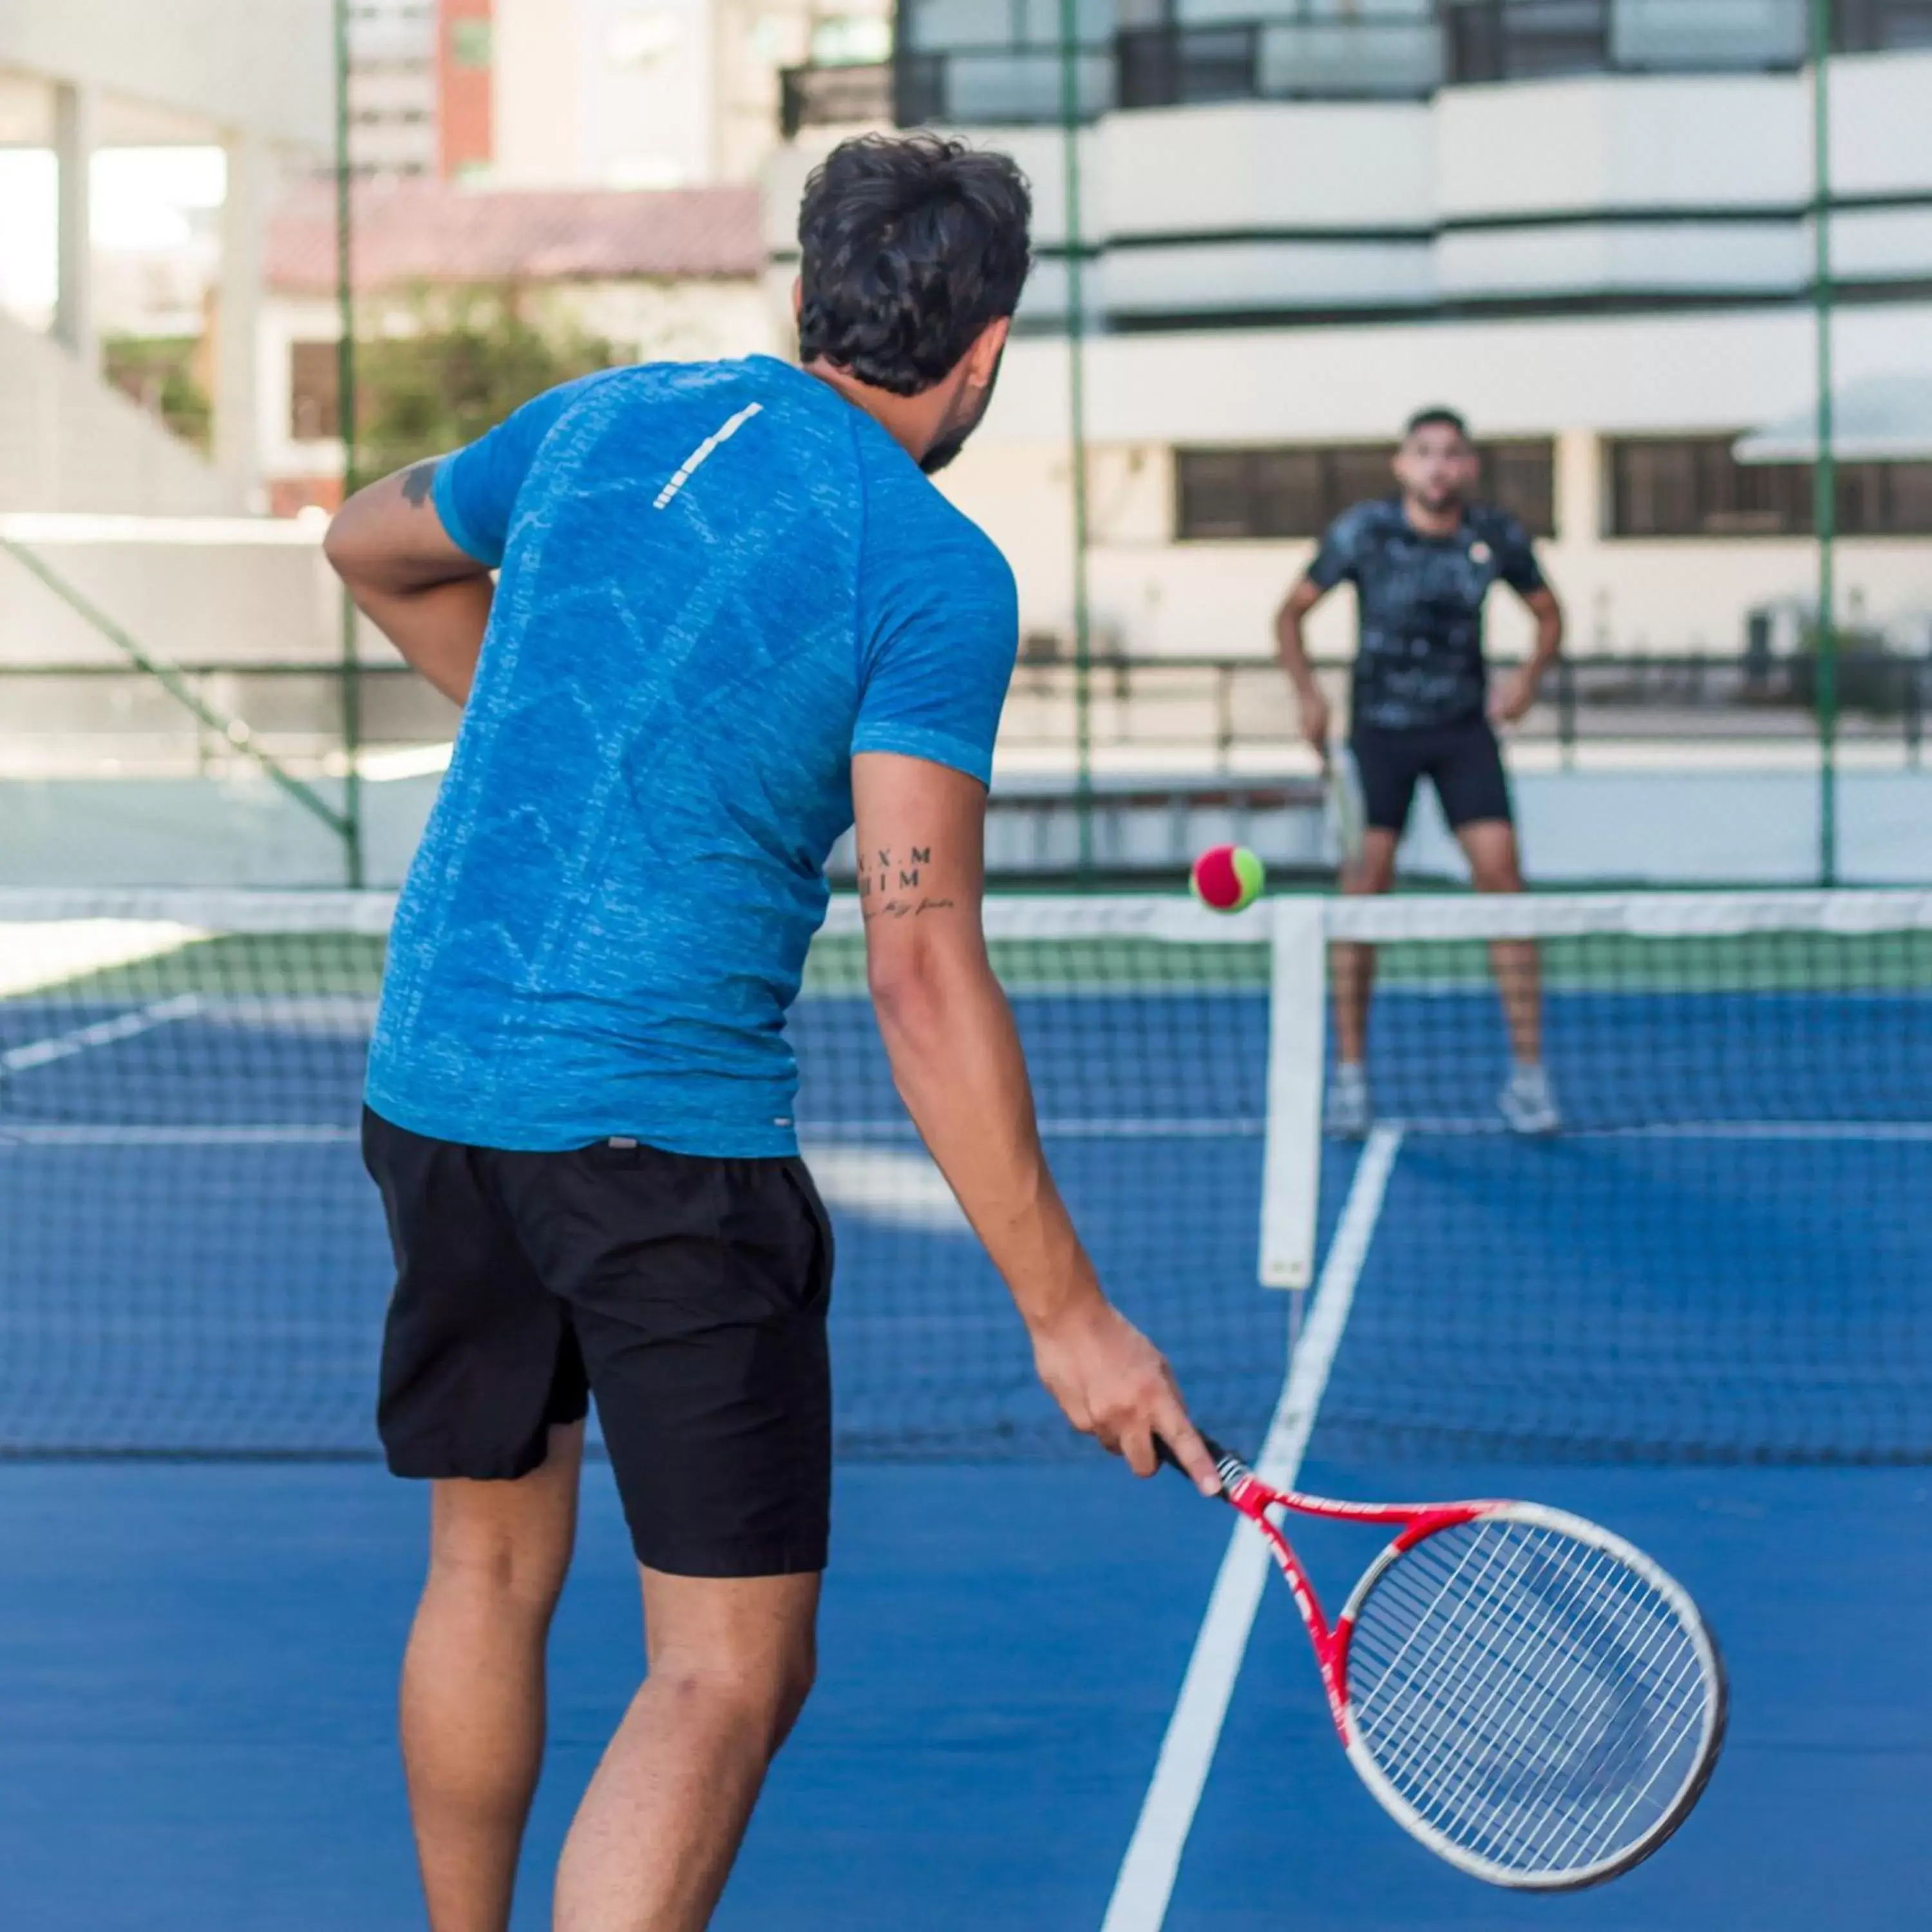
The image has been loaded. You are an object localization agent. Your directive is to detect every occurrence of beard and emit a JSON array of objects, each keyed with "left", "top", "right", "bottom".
[{"left": 920, "top": 348, "right": 1004, "bottom": 475}]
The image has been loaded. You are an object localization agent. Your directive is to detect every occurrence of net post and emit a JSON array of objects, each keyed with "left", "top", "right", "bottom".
[{"left": 1259, "top": 896, "right": 1326, "bottom": 1293}]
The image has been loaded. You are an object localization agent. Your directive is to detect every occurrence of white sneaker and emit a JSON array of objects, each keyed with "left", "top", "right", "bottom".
[
  {"left": 1327, "top": 1063, "right": 1373, "bottom": 1140},
  {"left": 1499, "top": 1063, "right": 1561, "bottom": 1137}
]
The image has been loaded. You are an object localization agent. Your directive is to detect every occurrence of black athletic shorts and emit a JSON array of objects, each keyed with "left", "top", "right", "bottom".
[
  {"left": 363, "top": 1108, "right": 835, "bottom": 1578},
  {"left": 1349, "top": 717, "right": 1513, "bottom": 836}
]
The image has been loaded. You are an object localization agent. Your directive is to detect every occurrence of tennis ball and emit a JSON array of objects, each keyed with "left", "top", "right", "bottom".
[{"left": 1191, "top": 844, "right": 1265, "bottom": 913}]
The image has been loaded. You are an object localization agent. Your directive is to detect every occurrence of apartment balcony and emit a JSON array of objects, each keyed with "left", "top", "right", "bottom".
[{"left": 773, "top": 0, "right": 1932, "bottom": 131}]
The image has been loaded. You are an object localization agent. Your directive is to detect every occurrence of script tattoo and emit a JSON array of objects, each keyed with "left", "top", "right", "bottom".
[
  {"left": 858, "top": 845, "right": 951, "bottom": 921},
  {"left": 399, "top": 460, "right": 440, "bottom": 507}
]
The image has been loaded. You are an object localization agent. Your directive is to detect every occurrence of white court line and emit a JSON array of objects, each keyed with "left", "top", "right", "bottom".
[
  {"left": 0, "top": 1123, "right": 354, "bottom": 1147},
  {"left": 1, "top": 994, "right": 204, "bottom": 1074},
  {"left": 1388, "top": 1116, "right": 1932, "bottom": 1142},
  {"left": 1100, "top": 1123, "right": 1403, "bottom": 1932},
  {"left": 804, "top": 1117, "right": 1260, "bottom": 1142},
  {"left": 800, "top": 1142, "right": 969, "bottom": 1234},
  {"left": 0, "top": 918, "right": 205, "bottom": 998}
]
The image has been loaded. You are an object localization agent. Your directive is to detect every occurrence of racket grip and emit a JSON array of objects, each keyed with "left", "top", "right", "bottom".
[{"left": 1154, "top": 1432, "right": 1234, "bottom": 1484}]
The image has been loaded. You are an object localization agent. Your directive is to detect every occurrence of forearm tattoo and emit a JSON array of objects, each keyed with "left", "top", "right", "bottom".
[{"left": 858, "top": 846, "right": 956, "bottom": 922}]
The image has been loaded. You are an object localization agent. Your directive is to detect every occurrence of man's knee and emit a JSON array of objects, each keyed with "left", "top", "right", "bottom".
[
  {"left": 1461, "top": 824, "right": 1524, "bottom": 893},
  {"left": 426, "top": 1526, "right": 574, "bottom": 1620},
  {"left": 649, "top": 1636, "right": 817, "bottom": 1756},
  {"left": 1342, "top": 833, "right": 1397, "bottom": 896},
  {"left": 426, "top": 1498, "right": 576, "bottom": 1616}
]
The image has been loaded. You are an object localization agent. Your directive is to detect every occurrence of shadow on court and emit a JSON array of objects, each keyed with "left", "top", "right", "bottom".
[{"left": 1, "top": 1456, "right": 1925, "bottom": 1930}]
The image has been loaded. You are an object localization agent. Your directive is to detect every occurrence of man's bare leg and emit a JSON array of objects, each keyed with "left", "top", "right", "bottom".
[
  {"left": 554, "top": 1568, "right": 820, "bottom": 1932},
  {"left": 402, "top": 1421, "right": 584, "bottom": 1932},
  {"left": 1457, "top": 819, "right": 1540, "bottom": 1063},
  {"left": 1334, "top": 828, "right": 1399, "bottom": 1066}
]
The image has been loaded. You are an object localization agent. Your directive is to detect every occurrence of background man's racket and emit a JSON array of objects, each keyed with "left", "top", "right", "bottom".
[
  {"left": 1323, "top": 741, "right": 1367, "bottom": 869},
  {"left": 1160, "top": 1435, "right": 1726, "bottom": 1889}
]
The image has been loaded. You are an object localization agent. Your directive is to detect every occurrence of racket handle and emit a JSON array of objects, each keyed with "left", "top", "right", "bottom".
[{"left": 1154, "top": 1432, "right": 1235, "bottom": 1486}]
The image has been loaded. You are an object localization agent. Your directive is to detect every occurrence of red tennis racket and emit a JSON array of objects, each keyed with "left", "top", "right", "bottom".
[{"left": 1163, "top": 1435, "right": 1726, "bottom": 1889}]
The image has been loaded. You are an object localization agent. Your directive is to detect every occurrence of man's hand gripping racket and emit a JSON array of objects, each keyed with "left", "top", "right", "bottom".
[{"left": 1159, "top": 1434, "right": 1727, "bottom": 1890}]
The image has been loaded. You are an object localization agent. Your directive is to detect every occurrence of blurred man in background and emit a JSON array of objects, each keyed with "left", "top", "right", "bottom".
[{"left": 1275, "top": 407, "right": 1566, "bottom": 1138}]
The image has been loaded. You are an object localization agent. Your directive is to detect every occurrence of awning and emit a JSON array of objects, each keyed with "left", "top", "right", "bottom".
[{"left": 1734, "top": 373, "right": 1932, "bottom": 464}]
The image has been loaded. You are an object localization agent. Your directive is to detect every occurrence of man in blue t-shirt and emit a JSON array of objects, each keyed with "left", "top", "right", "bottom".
[
  {"left": 1275, "top": 408, "right": 1567, "bottom": 1139},
  {"left": 326, "top": 133, "right": 1218, "bottom": 1932}
]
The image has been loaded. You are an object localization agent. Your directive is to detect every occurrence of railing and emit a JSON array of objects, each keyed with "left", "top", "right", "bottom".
[
  {"left": 1834, "top": 0, "right": 1932, "bottom": 48},
  {"left": 994, "top": 650, "right": 1932, "bottom": 772},
  {"left": 1118, "top": 16, "right": 1442, "bottom": 108},
  {"left": 0, "top": 662, "right": 451, "bottom": 780},
  {"left": 780, "top": 61, "right": 895, "bottom": 137},
  {"left": 892, "top": 46, "right": 1114, "bottom": 126},
  {"left": 1443, "top": 0, "right": 1808, "bottom": 83},
  {"left": 2, "top": 651, "right": 1927, "bottom": 781},
  {"left": 806, "top": 0, "right": 1932, "bottom": 133}
]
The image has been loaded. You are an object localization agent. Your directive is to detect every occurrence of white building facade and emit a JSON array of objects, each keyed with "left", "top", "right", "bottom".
[
  {"left": 769, "top": 1, "right": 1932, "bottom": 668},
  {"left": 493, "top": 0, "right": 892, "bottom": 190}
]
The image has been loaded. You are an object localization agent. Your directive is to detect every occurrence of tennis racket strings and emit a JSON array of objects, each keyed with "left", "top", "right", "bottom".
[{"left": 1343, "top": 1509, "right": 1724, "bottom": 1886}]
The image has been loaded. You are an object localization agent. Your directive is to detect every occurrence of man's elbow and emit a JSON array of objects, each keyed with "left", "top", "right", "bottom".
[
  {"left": 867, "top": 929, "right": 978, "bottom": 1043},
  {"left": 321, "top": 503, "right": 368, "bottom": 590},
  {"left": 867, "top": 945, "right": 943, "bottom": 1037}
]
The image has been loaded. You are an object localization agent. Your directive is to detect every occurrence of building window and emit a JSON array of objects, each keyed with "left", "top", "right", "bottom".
[
  {"left": 1835, "top": 0, "right": 1932, "bottom": 52},
  {"left": 290, "top": 341, "right": 341, "bottom": 442},
  {"left": 450, "top": 19, "right": 493, "bottom": 68},
  {"left": 1176, "top": 441, "right": 1557, "bottom": 542},
  {"left": 1608, "top": 437, "right": 1932, "bottom": 538},
  {"left": 1444, "top": 0, "right": 1808, "bottom": 83}
]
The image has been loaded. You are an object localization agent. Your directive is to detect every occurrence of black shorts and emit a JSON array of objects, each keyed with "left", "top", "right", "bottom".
[
  {"left": 1349, "top": 717, "right": 1514, "bottom": 836},
  {"left": 363, "top": 1109, "right": 835, "bottom": 1578}
]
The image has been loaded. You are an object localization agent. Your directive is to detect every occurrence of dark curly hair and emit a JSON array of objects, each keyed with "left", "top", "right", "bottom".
[{"left": 797, "top": 134, "right": 1032, "bottom": 397}]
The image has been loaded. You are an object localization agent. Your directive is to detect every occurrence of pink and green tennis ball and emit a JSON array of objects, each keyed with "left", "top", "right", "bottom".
[{"left": 1191, "top": 844, "right": 1265, "bottom": 913}]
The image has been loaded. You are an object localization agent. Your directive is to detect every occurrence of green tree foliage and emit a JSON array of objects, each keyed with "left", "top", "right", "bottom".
[
  {"left": 355, "top": 284, "right": 623, "bottom": 479},
  {"left": 103, "top": 337, "right": 213, "bottom": 452}
]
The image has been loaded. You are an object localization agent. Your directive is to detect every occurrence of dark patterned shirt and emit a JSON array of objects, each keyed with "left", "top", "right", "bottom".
[{"left": 1307, "top": 498, "right": 1545, "bottom": 732}]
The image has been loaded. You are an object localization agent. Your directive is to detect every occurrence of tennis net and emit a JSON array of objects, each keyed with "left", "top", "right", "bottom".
[{"left": 0, "top": 887, "right": 1927, "bottom": 1464}]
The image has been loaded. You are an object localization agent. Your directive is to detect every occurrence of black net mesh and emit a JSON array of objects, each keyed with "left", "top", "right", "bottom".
[{"left": 2, "top": 889, "right": 1928, "bottom": 1465}]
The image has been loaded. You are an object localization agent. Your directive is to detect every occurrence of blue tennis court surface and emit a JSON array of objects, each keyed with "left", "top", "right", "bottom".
[
  {"left": 1, "top": 1457, "right": 1926, "bottom": 1929},
  {"left": 4, "top": 919, "right": 1931, "bottom": 1924}
]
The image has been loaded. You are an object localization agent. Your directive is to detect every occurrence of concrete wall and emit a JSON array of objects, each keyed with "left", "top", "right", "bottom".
[
  {"left": 0, "top": 310, "right": 242, "bottom": 516},
  {"left": 0, "top": 518, "right": 377, "bottom": 667},
  {"left": 0, "top": 0, "right": 332, "bottom": 149}
]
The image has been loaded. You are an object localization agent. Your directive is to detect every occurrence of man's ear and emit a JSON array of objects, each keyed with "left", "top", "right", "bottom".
[
  {"left": 965, "top": 316, "right": 1010, "bottom": 389},
  {"left": 792, "top": 274, "right": 804, "bottom": 320}
]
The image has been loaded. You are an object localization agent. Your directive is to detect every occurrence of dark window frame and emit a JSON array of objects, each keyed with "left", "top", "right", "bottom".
[
  {"left": 290, "top": 340, "right": 342, "bottom": 443},
  {"left": 1835, "top": 0, "right": 1932, "bottom": 52},
  {"left": 1606, "top": 435, "right": 1932, "bottom": 539},
  {"left": 1175, "top": 439, "right": 1557, "bottom": 542}
]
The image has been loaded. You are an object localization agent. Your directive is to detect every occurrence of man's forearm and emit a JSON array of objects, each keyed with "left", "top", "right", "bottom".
[
  {"left": 1275, "top": 606, "right": 1321, "bottom": 699},
  {"left": 326, "top": 462, "right": 497, "bottom": 705},
  {"left": 1521, "top": 605, "right": 1564, "bottom": 696},
  {"left": 348, "top": 574, "right": 495, "bottom": 706},
  {"left": 1534, "top": 611, "right": 1564, "bottom": 670},
  {"left": 870, "top": 938, "right": 1101, "bottom": 1334}
]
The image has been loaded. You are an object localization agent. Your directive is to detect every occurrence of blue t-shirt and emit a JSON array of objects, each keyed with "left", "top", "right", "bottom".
[{"left": 365, "top": 355, "right": 1019, "bottom": 1156}]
